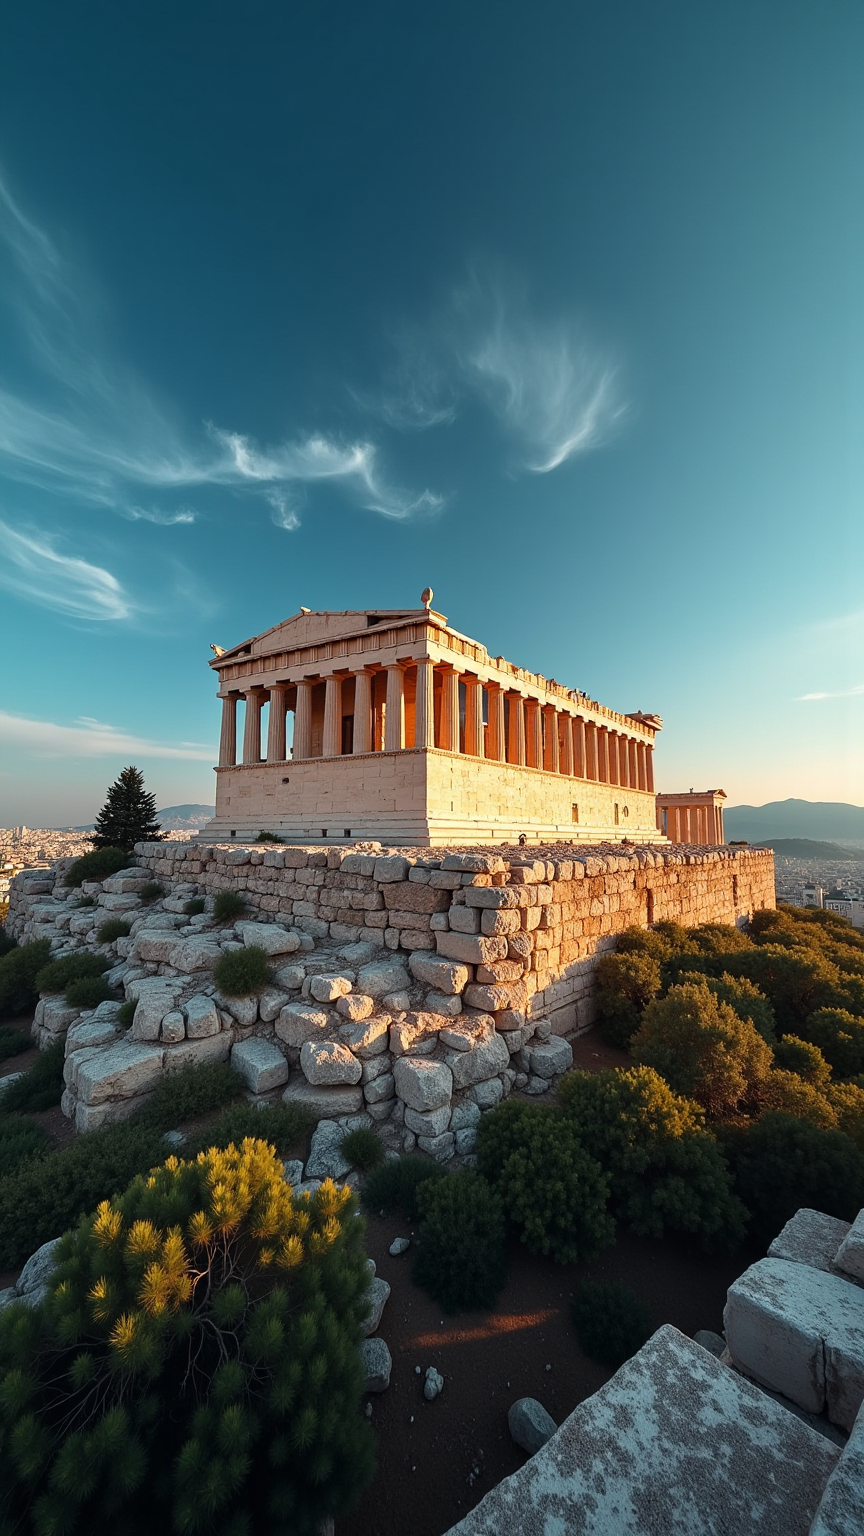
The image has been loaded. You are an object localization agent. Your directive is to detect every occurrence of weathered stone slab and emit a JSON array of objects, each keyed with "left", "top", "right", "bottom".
[
  {"left": 338, "top": 1015, "right": 390, "bottom": 1057},
  {"left": 357, "top": 959, "right": 411, "bottom": 998},
  {"left": 409, "top": 952, "right": 470, "bottom": 994},
  {"left": 835, "top": 1211, "right": 864, "bottom": 1284},
  {"left": 275, "top": 1003, "right": 330, "bottom": 1047},
  {"left": 167, "top": 939, "right": 221, "bottom": 972},
  {"left": 300, "top": 1040, "right": 362, "bottom": 1086},
  {"left": 444, "top": 1032, "right": 510, "bottom": 1089},
  {"left": 769, "top": 1209, "right": 852, "bottom": 1276},
  {"left": 809, "top": 1396, "right": 864, "bottom": 1535},
  {"left": 184, "top": 994, "right": 220, "bottom": 1038},
  {"left": 524, "top": 1038, "right": 573, "bottom": 1078},
  {"left": 310, "top": 973, "right": 354, "bottom": 1002},
  {"left": 135, "top": 931, "right": 182, "bottom": 963},
  {"left": 231, "top": 1038, "right": 290, "bottom": 1093},
  {"left": 164, "top": 1033, "right": 231, "bottom": 1070},
  {"left": 393, "top": 1056, "right": 452, "bottom": 1112},
  {"left": 436, "top": 932, "right": 508, "bottom": 966},
  {"left": 282, "top": 1079, "right": 363, "bottom": 1118},
  {"left": 76, "top": 1041, "right": 164, "bottom": 1105},
  {"left": 234, "top": 922, "right": 301, "bottom": 955},
  {"left": 442, "top": 1326, "right": 839, "bottom": 1536},
  {"left": 724, "top": 1256, "right": 864, "bottom": 1428}
]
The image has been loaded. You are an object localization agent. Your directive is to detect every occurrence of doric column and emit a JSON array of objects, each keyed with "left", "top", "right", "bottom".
[
  {"left": 507, "top": 693, "right": 526, "bottom": 765},
  {"left": 414, "top": 659, "right": 435, "bottom": 749},
  {"left": 293, "top": 680, "right": 312, "bottom": 760},
  {"left": 628, "top": 739, "right": 638, "bottom": 791},
  {"left": 597, "top": 727, "right": 609, "bottom": 783},
  {"left": 574, "top": 717, "right": 586, "bottom": 779},
  {"left": 384, "top": 665, "right": 405, "bottom": 752},
  {"left": 266, "top": 686, "right": 288, "bottom": 762},
  {"left": 636, "top": 741, "right": 647, "bottom": 791},
  {"left": 485, "top": 683, "right": 505, "bottom": 761},
  {"left": 525, "top": 699, "right": 543, "bottom": 768},
  {"left": 218, "top": 694, "right": 237, "bottom": 767},
  {"left": 716, "top": 802, "right": 724, "bottom": 843},
  {"left": 352, "top": 670, "right": 372, "bottom": 754},
  {"left": 542, "top": 706, "right": 560, "bottom": 773},
  {"left": 559, "top": 714, "right": 574, "bottom": 777},
  {"left": 609, "top": 732, "right": 621, "bottom": 786},
  {"left": 646, "top": 744, "right": 655, "bottom": 793},
  {"left": 439, "top": 667, "right": 460, "bottom": 752},
  {"left": 322, "top": 675, "right": 342, "bottom": 757},
  {"left": 464, "top": 677, "right": 485, "bottom": 757},
  {"left": 242, "top": 690, "right": 264, "bottom": 765}
]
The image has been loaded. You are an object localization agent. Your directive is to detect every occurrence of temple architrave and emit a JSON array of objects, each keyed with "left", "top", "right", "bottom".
[{"left": 200, "top": 597, "right": 674, "bottom": 847}]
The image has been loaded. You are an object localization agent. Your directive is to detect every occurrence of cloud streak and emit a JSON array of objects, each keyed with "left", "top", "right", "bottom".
[
  {"left": 0, "top": 173, "right": 443, "bottom": 536},
  {"left": 0, "top": 518, "right": 131, "bottom": 619},
  {"left": 0, "top": 710, "right": 214, "bottom": 760},
  {"left": 796, "top": 684, "right": 864, "bottom": 701}
]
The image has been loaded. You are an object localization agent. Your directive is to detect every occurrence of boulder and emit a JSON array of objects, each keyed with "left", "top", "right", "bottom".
[
  {"left": 372, "top": 855, "right": 409, "bottom": 883},
  {"left": 835, "top": 1211, "right": 864, "bottom": 1284},
  {"left": 75, "top": 1041, "right": 164, "bottom": 1106},
  {"left": 306, "top": 1119, "right": 352, "bottom": 1179},
  {"left": 360, "top": 1337, "right": 392, "bottom": 1392},
  {"left": 214, "top": 993, "right": 257, "bottom": 1028},
  {"left": 135, "top": 931, "right": 182, "bottom": 964},
  {"left": 282, "top": 1159, "right": 305, "bottom": 1187},
  {"left": 358, "top": 959, "right": 411, "bottom": 999},
  {"left": 409, "top": 953, "right": 471, "bottom": 995},
  {"left": 418, "top": 1131, "right": 455, "bottom": 1161},
  {"left": 273, "top": 963, "right": 305, "bottom": 990},
  {"left": 336, "top": 992, "right": 375, "bottom": 1021},
  {"left": 389, "top": 1237, "right": 410, "bottom": 1256},
  {"left": 769, "top": 1209, "right": 852, "bottom": 1277},
  {"left": 310, "top": 974, "right": 354, "bottom": 1002},
  {"left": 275, "top": 1002, "right": 330, "bottom": 1048},
  {"left": 439, "top": 1017, "right": 495, "bottom": 1053},
  {"left": 405, "top": 1103, "right": 451, "bottom": 1137},
  {"left": 166, "top": 939, "right": 221, "bottom": 972},
  {"left": 508, "top": 1397, "right": 557, "bottom": 1455},
  {"left": 282, "top": 1079, "right": 364, "bottom": 1118},
  {"left": 424, "top": 1367, "right": 444, "bottom": 1401},
  {"left": 394, "top": 1056, "right": 453, "bottom": 1113},
  {"left": 362, "top": 1276, "right": 391, "bottom": 1336},
  {"left": 258, "top": 986, "right": 290, "bottom": 1023},
  {"left": 300, "top": 1040, "right": 362, "bottom": 1086},
  {"left": 160, "top": 1011, "right": 186, "bottom": 1043},
  {"left": 16, "top": 1238, "right": 63, "bottom": 1307},
  {"left": 235, "top": 922, "right": 301, "bottom": 955},
  {"left": 524, "top": 1038, "right": 573, "bottom": 1079},
  {"left": 444, "top": 1032, "right": 510, "bottom": 1089},
  {"left": 450, "top": 1100, "right": 481, "bottom": 1131},
  {"left": 364, "top": 1072, "right": 395, "bottom": 1105},
  {"left": 232, "top": 1038, "right": 290, "bottom": 1093},
  {"left": 425, "top": 991, "right": 463, "bottom": 1018},
  {"left": 435, "top": 932, "right": 508, "bottom": 966},
  {"left": 339, "top": 1015, "right": 390, "bottom": 1057},
  {"left": 65, "top": 1019, "right": 120, "bottom": 1053},
  {"left": 184, "top": 994, "right": 221, "bottom": 1038}
]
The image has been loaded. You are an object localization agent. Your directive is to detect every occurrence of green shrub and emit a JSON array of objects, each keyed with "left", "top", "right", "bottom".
[
  {"left": 761, "top": 1069, "right": 836, "bottom": 1127},
  {"left": 340, "top": 1125, "right": 385, "bottom": 1172},
  {"left": 558, "top": 1067, "right": 746, "bottom": 1249},
  {"left": 35, "top": 952, "right": 109, "bottom": 994},
  {"left": 773, "top": 1035, "right": 831, "bottom": 1087},
  {"left": 677, "top": 971, "right": 776, "bottom": 1043},
  {"left": 723, "top": 944, "right": 844, "bottom": 1032},
  {"left": 0, "top": 1040, "right": 65, "bottom": 1115},
  {"left": 255, "top": 830, "right": 284, "bottom": 843},
  {"left": 494, "top": 1111, "right": 614, "bottom": 1264},
  {"left": 0, "top": 930, "right": 15, "bottom": 961},
  {"left": 571, "top": 1279, "right": 653, "bottom": 1368},
  {"left": 595, "top": 951, "right": 662, "bottom": 1048},
  {"left": 117, "top": 999, "right": 137, "bottom": 1027},
  {"left": 0, "top": 1115, "right": 53, "bottom": 1177},
  {"left": 413, "top": 1171, "right": 507, "bottom": 1312},
  {"left": 76, "top": 895, "right": 95, "bottom": 908},
  {"left": 213, "top": 945, "right": 273, "bottom": 997},
  {"left": 826, "top": 1081, "right": 864, "bottom": 1154},
  {"left": 689, "top": 922, "right": 754, "bottom": 956},
  {"left": 213, "top": 889, "right": 247, "bottom": 922},
  {"left": 632, "top": 982, "right": 773, "bottom": 1116},
  {"left": 0, "top": 940, "right": 52, "bottom": 1017},
  {"left": 361, "top": 1154, "right": 446, "bottom": 1219},
  {"left": 143, "top": 1061, "right": 245, "bottom": 1130},
  {"left": 64, "top": 847, "right": 130, "bottom": 888},
  {"left": 183, "top": 896, "right": 206, "bottom": 916},
  {"left": 186, "top": 1101, "right": 312, "bottom": 1158},
  {"left": 475, "top": 1098, "right": 550, "bottom": 1182},
  {"left": 64, "top": 976, "right": 116, "bottom": 1010},
  {"left": 797, "top": 1008, "right": 864, "bottom": 1079},
  {"left": 0, "top": 1026, "right": 30, "bottom": 1062},
  {"left": 0, "top": 1140, "right": 375, "bottom": 1534},
  {"left": 724, "top": 1112, "right": 864, "bottom": 1236},
  {"left": 138, "top": 880, "right": 164, "bottom": 904},
  {"left": 95, "top": 917, "right": 132, "bottom": 943}
]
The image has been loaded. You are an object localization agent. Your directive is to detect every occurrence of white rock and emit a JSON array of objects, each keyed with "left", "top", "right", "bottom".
[
  {"left": 336, "top": 992, "right": 375, "bottom": 1021},
  {"left": 275, "top": 1002, "right": 330, "bottom": 1047},
  {"left": 408, "top": 953, "right": 470, "bottom": 995},
  {"left": 310, "top": 973, "right": 353, "bottom": 1002},
  {"left": 167, "top": 939, "right": 222, "bottom": 972},
  {"left": 257, "top": 986, "right": 290, "bottom": 1023},
  {"left": 364, "top": 1072, "right": 396, "bottom": 1105},
  {"left": 184, "top": 994, "right": 221, "bottom": 1038},
  {"left": 389, "top": 1237, "right": 410, "bottom": 1256},
  {"left": 282, "top": 1079, "right": 364, "bottom": 1118},
  {"left": 508, "top": 1397, "right": 557, "bottom": 1455},
  {"left": 301, "top": 1040, "right": 362, "bottom": 1086},
  {"left": 273, "top": 963, "right": 305, "bottom": 990},
  {"left": 232, "top": 1037, "right": 290, "bottom": 1093},
  {"left": 339, "top": 1015, "right": 390, "bottom": 1057},
  {"left": 135, "top": 931, "right": 182, "bottom": 964},
  {"left": 424, "top": 1367, "right": 444, "bottom": 1401},
  {"left": 358, "top": 959, "right": 411, "bottom": 999},
  {"left": 214, "top": 993, "right": 258, "bottom": 1028},
  {"left": 835, "top": 1211, "right": 864, "bottom": 1284},
  {"left": 235, "top": 922, "right": 301, "bottom": 956},
  {"left": 361, "top": 1336, "right": 392, "bottom": 1391},
  {"left": 525, "top": 1038, "right": 573, "bottom": 1079},
  {"left": 75, "top": 1041, "right": 164, "bottom": 1105},
  {"left": 363, "top": 1276, "right": 391, "bottom": 1336},
  {"left": 306, "top": 1120, "right": 351, "bottom": 1179},
  {"left": 160, "top": 1010, "right": 186, "bottom": 1043},
  {"left": 65, "top": 1019, "right": 119, "bottom": 1053},
  {"left": 164, "top": 1033, "right": 231, "bottom": 1071},
  {"left": 405, "top": 1103, "right": 451, "bottom": 1137},
  {"left": 394, "top": 1056, "right": 453, "bottom": 1113}
]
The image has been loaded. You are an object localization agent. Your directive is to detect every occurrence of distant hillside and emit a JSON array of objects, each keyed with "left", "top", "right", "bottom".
[
  {"left": 157, "top": 804, "right": 215, "bottom": 830},
  {"left": 751, "top": 838, "right": 862, "bottom": 861},
  {"left": 725, "top": 800, "right": 864, "bottom": 844}
]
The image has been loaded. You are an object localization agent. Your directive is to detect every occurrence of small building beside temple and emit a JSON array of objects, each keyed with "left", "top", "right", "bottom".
[{"left": 200, "top": 599, "right": 669, "bottom": 846}]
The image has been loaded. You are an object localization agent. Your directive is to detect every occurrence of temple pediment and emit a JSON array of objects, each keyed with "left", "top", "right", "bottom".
[{"left": 217, "top": 607, "right": 434, "bottom": 662}]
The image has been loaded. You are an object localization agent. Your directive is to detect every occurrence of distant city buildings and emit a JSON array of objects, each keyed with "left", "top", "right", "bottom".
[{"left": 784, "top": 868, "right": 864, "bottom": 929}]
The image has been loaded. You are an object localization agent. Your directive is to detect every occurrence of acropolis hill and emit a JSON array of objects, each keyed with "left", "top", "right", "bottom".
[{"left": 203, "top": 597, "right": 721, "bottom": 848}]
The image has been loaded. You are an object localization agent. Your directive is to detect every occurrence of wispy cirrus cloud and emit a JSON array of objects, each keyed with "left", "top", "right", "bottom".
[
  {"left": 797, "top": 684, "right": 864, "bottom": 701},
  {"left": 360, "top": 268, "right": 626, "bottom": 473},
  {"left": 0, "top": 517, "right": 131, "bottom": 619},
  {"left": 0, "top": 172, "right": 443, "bottom": 537},
  {"left": 0, "top": 709, "right": 213, "bottom": 760}
]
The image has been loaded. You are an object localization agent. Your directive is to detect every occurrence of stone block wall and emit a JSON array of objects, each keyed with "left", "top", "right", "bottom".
[{"left": 6, "top": 841, "right": 774, "bottom": 1147}]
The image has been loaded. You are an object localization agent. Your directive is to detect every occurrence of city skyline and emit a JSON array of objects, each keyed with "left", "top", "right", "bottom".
[{"left": 1, "top": 1, "right": 862, "bottom": 826}]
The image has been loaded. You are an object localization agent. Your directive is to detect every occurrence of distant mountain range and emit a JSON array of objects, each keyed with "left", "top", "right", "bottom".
[
  {"left": 71, "top": 804, "right": 215, "bottom": 833},
  {"left": 725, "top": 800, "right": 864, "bottom": 845},
  {"left": 751, "top": 838, "right": 862, "bottom": 861}
]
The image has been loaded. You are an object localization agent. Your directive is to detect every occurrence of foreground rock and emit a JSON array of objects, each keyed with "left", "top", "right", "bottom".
[
  {"left": 507, "top": 1397, "right": 557, "bottom": 1454},
  {"left": 361, "top": 1337, "right": 392, "bottom": 1392}
]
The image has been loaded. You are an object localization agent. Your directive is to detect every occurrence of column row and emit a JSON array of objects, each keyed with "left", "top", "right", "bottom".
[{"left": 218, "top": 661, "right": 654, "bottom": 790}]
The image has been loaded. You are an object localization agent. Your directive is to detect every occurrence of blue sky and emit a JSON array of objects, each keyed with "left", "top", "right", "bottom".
[{"left": 1, "top": 0, "right": 862, "bottom": 826}]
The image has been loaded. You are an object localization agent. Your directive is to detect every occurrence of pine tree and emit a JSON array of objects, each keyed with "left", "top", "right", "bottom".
[{"left": 91, "top": 766, "right": 165, "bottom": 852}]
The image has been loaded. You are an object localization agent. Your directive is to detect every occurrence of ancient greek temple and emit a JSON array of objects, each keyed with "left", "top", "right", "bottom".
[{"left": 201, "top": 598, "right": 668, "bottom": 845}]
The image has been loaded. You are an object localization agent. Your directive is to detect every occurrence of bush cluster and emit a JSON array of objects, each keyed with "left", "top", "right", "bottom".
[
  {"left": 63, "top": 848, "right": 129, "bottom": 888},
  {"left": 183, "top": 897, "right": 206, "bottom": 916},
  {"left": 213, "top": 889, "right": 247, "bottom": 922},
  {"left": 213, "top": 945, "right": 273, "bottom": 997},
  {"left": 35, "top": 952, "right": 109, "bottom": 995},
  {"left": 361, "top": 1154, "right": 446, "bottom": 1219},
  {"left": 0, "top": 1039, "right": 65, "bottom": 1116},
  {"left": 65, "top": 976, "right": 117, "bottom": 1010},
  {"left": 340, "top": 1126, "right": 385, "bottom": 1172},
  {"left": 96, "top": 917, "right": 132, "bottom": 944},
  {"left": 571, "top": 1279, "right": 653, "bottom": 1368},
  {"left": 0, "top": 940, "right": 52, "bottom": 1018},
  {"left": 138, "top": 881, "right": 164, "bottom": 905},
  {"left": 0, "top": 1140, "right": 375, "bottom": 1535},
  {"left": 413, "top": 1170, "right": 507, "bottom": 1312},
  {"left": 0, "top": 1025, "right": 30, "bottom": 1062}
]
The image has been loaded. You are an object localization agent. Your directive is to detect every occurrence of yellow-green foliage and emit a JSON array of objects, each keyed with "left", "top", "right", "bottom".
[
  {"left": 761, "top": 1070, "right": 837, "bottom": 1129},
  {"left": 0, "top": 1139, "right": 374, "bottom": 1536},
  {"left": 632, "top": 982, "right": 772, "bottom": 1116}
]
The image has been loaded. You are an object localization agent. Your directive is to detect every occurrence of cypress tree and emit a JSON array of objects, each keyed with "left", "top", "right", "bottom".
[{"left": 91, "top": 766, "right": 165, "bottom": 852}]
